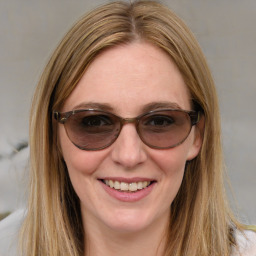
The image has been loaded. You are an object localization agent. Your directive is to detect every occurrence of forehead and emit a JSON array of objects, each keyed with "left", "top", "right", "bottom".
[{"left": 62, "top": 42, "right": 191, "bottom": 114}]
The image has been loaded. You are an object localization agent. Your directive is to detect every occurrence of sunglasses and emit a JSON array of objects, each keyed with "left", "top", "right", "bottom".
[{"left": 53, "top": 108, "right": 201, "bottom": 151}]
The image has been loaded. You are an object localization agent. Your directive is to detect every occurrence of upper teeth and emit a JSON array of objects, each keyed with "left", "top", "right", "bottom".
[{"left": 104, "top": 180, "right": 151, "bottom": 192}]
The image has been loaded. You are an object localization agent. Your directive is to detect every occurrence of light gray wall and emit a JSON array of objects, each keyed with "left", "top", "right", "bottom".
[{"left": 0, "top": 0, "right": 255, "bottom": 223}]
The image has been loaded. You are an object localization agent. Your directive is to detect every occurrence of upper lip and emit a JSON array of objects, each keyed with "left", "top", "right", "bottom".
[{"left": 99, "top": 177, "right": 156, "bottom": 183}]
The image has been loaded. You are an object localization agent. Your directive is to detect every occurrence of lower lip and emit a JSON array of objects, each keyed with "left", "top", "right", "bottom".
[{"left": 100, "top": 181, "right": 155, "bottom": 202}]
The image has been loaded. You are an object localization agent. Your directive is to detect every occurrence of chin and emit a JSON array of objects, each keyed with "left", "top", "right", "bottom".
[
  {"left": 100, "top": 208, "right": 164, "bottom": 234},
  {"left": 105, "top": 219, "right": 150, "bottom": 234}
]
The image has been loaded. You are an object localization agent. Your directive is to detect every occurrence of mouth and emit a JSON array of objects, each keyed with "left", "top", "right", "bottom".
[{"left": 101, "top": 179, "right": 155, "bottom": 193}]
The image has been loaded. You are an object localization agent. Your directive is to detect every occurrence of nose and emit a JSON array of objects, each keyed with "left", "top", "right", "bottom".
[{"left": 110, "top": 123, "right": 147, "bottom": 169}]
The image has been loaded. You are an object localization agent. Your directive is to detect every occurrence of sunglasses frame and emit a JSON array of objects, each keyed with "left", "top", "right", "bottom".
[{"left": 53, "top": 108, "right": 201, "bottom": 150}]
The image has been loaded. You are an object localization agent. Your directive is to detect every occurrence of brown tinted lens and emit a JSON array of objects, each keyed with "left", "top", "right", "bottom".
[
  {"left": 138, "top": 110, "right": 192, "bottom": 148},
  {"left": 64, "top": 110, "right": 120, "bottom": 150}
]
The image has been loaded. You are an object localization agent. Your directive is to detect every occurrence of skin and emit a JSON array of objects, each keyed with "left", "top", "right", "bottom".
[{"left": 58, "top": 42, "right": 202, "bottom": 256}]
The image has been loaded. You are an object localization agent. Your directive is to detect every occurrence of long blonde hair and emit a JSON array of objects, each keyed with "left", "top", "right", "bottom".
[{"left": 20, "top": 1, "right": 242, "bottom": 255}]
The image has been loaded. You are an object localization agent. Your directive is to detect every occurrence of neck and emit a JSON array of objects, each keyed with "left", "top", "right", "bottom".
[{"left": 82, "top": 213, "right": 169, "bottom": 256}]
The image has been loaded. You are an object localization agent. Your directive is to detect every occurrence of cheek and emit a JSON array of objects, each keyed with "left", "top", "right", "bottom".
[
  {"left": 58, "top": 126, "right": 108, "bottom": 175},
  {"left": 150, "top": 144, "right": 191, "bottom": 176},
  {"left": 58, "top": 127, "right": 110, "bottom": 206},
  {"left": 147, "top": 147, "right": 189, "bottom": 214},
  {"left": 159, "top": 150, "right": 187, "bottom": 195},
  {"left": 149, "top": 139, "right": 195, "bottom": 201}
]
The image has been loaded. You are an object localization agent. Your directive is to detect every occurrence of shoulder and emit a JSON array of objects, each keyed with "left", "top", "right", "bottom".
[
  {"left": 0, "top": 208, "right": 26, "bottom": 256},
  {"left": 232, "top": 227, "right": 256, "bottom": 256}
]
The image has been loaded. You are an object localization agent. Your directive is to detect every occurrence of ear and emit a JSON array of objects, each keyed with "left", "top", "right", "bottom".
[{"left": 186, "top": 115, "right": 205, "bottom": 161}]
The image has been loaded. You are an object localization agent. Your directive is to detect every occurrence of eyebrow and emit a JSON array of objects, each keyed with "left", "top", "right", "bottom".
[
  {"left": 72, "top": 102, "right": 114, "bottom": 112},
  {"left": 71, "top": 101, "right": 182, "bottom": 113},
  {"left": 141, "top": 102, "right": 182, "bottom": 112}
]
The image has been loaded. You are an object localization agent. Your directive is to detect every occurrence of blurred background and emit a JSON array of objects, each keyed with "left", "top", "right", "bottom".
[{"left": 0, "top": 0, "right": 255, "bottom": 223}]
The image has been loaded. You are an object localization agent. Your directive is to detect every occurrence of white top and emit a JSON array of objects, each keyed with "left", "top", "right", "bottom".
[
  {"left": 0, "top": 209, "right": 25, "bottom": 256},
  {"left": 232, "top": 229, "right": 256, "bottom": 256},
  {"left": 0, "top": 209, "right": 255, "bottom": 256}
]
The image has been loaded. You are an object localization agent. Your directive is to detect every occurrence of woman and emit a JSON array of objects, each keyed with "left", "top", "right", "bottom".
[{"left": 14, "top": 0, "right": 255, "bottom": 255}]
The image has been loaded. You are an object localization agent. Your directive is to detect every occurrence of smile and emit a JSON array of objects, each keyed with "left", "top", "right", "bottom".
[{"left": 103, "top": 180, "right": 152, "bottom": 192}]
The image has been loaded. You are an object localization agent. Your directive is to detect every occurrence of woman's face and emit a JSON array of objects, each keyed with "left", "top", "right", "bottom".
[{"left": 59, "top": 42, "right": 202, "bottom": 234}]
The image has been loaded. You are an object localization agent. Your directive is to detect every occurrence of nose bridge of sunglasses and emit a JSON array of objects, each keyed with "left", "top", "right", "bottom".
[{"left": 119, "top": 117, "right": 137, "bottom": 124}]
